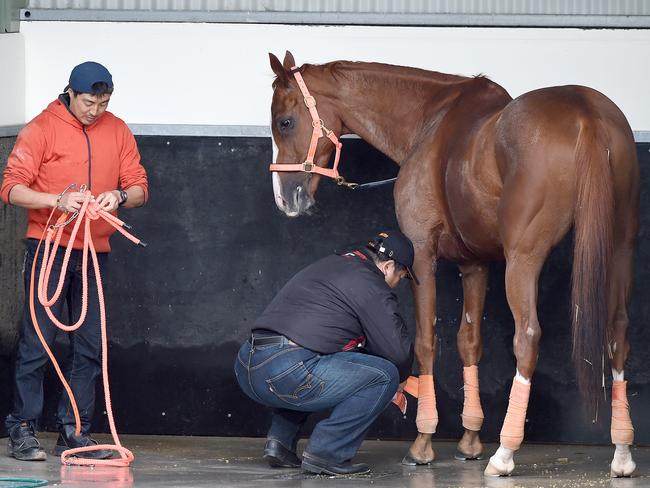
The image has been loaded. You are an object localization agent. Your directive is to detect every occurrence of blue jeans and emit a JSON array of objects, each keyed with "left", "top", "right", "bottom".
[
  {"left": 5, "top": 239, "right": 107, "bottom": 434},
  {"left": 234, "top": 335, "right": 399, "bottom": 465}
]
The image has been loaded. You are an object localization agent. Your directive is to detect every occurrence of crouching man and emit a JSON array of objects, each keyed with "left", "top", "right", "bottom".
[{"left": 234, "top": 230, "right": 416, "bottom": 476}]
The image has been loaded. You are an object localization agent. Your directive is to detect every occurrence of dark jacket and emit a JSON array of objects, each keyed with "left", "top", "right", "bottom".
[{"left": 253, "top": 250, "right": 413, "bottom": 381}]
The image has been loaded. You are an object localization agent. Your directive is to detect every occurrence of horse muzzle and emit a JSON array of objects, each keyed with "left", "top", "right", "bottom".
[{"left": 272, "top": 172, "right": 314, "bottom": 217}]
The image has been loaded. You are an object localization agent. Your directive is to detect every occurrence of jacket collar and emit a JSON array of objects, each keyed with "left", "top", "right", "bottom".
[
  {"left": 338, "top": 248, "right": 384, "bottom": 278},
  {"left": 46, "top": 94, "right": 105, "bottom": 131}
]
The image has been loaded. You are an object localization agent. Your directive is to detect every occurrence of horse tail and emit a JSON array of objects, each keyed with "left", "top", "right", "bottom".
[{"left": 571, "top": 115, "right": 614, "bottom": 418}]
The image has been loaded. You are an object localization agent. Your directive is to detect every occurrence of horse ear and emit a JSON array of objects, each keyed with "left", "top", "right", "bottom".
[
  {"left": 269, "top": 52, "right": 289, "bottom": 86},
  {"left": 283, "top": 51, "right": 296, "bottom": 70}
]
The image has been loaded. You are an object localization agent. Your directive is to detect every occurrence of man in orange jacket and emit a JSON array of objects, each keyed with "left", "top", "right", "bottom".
[{"left": 1, "top": 61, "right": 148, "bottom": 461}]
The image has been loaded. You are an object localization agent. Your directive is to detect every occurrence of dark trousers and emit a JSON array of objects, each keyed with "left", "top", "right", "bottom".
[
  {"left": 234, "top": 336, "right": 399, "bottom": 464},
  {"left": 5, "top": 239, "right": 107, "bottom": 434}
]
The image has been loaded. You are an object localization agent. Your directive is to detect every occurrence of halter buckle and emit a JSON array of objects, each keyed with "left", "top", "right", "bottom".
[
  {"left": 304, "top": 96, "right": 316, "bottom": 109},
  {"left": 302, "top": 162, "right": 315, "bottom": 173}
]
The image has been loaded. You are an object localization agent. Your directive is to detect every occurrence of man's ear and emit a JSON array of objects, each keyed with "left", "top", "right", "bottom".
[{"left": 378, "top": 260, "right": 393, "bottom": 275}]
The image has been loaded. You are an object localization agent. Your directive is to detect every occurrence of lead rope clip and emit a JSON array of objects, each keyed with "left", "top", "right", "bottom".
[{"left": 335, "top": 176, "right": 359, "bottom": 190}]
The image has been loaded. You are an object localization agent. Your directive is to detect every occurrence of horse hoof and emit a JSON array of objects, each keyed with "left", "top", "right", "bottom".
[
  {"left": 484, "top": 458, "right": 514, "bottom": 477},
  {"left": 402, "top": 452, "right": 433, "bottom": 466},
  {"left": 611, "top": 458, "right": 636, "bottom": 478},
  {"left": 454, "top": 449, "right": 483, "bottom": 461}
]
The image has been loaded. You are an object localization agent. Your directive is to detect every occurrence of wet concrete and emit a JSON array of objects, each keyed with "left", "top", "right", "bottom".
[{"left": 0, "top": 434, "right": 648, "bottom": 487}]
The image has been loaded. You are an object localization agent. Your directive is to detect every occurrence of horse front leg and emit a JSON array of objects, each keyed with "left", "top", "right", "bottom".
[
  {"left": 403, "top": 245, "right": 439, "bottom": 465},
  {"left": 455, "top": 263, "right": 488, "bottom": 460}
]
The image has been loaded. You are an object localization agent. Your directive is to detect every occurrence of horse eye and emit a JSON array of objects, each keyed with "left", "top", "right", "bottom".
[{"left": 278, "top": 118, "right": 294, "bottom": 133}]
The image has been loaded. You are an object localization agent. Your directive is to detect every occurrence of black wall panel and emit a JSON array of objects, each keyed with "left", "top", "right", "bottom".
[{"left": 1, "top": 136, "right": 649, "bottom": 445}]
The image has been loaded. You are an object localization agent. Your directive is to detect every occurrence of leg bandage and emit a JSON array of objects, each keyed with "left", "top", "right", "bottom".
[
  {"left": 403, "top": 376, "right": 419, "bottom": 397},
  {"left": 416, "top": 375, "right": 438, "bottom": 434},
  {"left": 499, "top": 378, "right": 531, "bottom": 450},
  {"left": 611, "top": 380, "right": 634, "bottom": 445},
  {"left": 391, "top": 391, "right": 407, "bottom": 414},
  {"left": 461, "top": 365, "right": 484, "bottom": 432},
  {"left": 391, "top": 376, "right": 422, "bottom": 415}
]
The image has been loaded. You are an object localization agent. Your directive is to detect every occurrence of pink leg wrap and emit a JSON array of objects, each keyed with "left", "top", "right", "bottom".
[
  {"left": 391, "top": 391, "right": 408, "bottom": 415},
  {"left": 462, "top": 365, "right": 484, "bottom": 432},
  {"left": 500, "top": 378, "right": 531, "bottom": 450},
  {"left": 416, "top": 375, "right": 438, "bottom": 434},
  {"left": 611, "top": 380, "right": 634, "bottom": 445},
  {"left": 391, "top": 376, "right": 421, "bottom": 414},
  {"left": 403, "top": 376, "right": 419, "bottom": 397}
]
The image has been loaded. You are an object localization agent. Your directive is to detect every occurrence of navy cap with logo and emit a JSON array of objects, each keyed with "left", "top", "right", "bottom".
[
  {"left": 367, "top": 230, "right": 420, "bottom": 285},
  {"left": 68, "top": 61, "right": 113, "bottom": 94}
]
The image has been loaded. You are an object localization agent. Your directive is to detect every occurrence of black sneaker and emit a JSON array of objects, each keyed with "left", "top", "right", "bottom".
[
  {"left": 55, "top": 425, "right": 113, "bottom": 459},
  {"left": 302, "top": 451, "right": 370, "bottom": 476},
  {"left": 7, "top": 421, "right": 47, "bottom": 461},
  {"left": 263, "top": 439, "right": 301, "bottom": 468}
]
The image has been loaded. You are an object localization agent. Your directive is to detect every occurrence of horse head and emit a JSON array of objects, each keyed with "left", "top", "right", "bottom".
[{"left": 268, "top": 51, "right": 345, "bottom": 217}]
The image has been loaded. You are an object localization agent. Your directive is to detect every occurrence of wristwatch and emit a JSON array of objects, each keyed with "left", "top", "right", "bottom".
[{"left": 118, "top": 189, "right": 128, "bottom": 206}]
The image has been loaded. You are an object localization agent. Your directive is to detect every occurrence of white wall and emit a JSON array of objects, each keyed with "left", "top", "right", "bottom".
[
  {"left": 0, "top": 33, "right": 25, "bottom": 127},
  {"left": 18, "top": 22, "right": 650, "bottom": 132}
]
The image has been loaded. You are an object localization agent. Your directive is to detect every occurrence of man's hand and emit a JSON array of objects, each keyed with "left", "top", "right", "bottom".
[
  {"left": 56, "top": 191, "right": 87, "bottom": 213},
  {"left": 94, "top": 190, "right": 121, "bottom": 213}
]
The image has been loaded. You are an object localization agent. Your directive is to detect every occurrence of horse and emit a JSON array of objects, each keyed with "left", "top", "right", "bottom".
[{"left": 267, "top": 50, "right": 639, "bottom": 477}]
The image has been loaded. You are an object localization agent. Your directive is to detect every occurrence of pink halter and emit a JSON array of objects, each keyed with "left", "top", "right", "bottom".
[{"left": 269, "top": 68, "right": 356, "bottom": 188}]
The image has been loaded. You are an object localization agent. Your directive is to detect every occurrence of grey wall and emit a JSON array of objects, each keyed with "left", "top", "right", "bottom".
[{"left": 0, "top": 137, "right": 24, "bottom": 355}]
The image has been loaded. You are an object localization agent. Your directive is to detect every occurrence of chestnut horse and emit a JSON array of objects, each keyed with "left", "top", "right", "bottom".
[{"left": 267, "top": 51, "right": 639, "bottom": 477}]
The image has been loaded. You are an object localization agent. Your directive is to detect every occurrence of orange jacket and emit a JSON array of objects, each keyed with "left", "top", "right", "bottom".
[{"left": 1, "top": 97, "right": 148, "bottom": 252}]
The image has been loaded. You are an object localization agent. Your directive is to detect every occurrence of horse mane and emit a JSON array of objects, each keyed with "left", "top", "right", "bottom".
[
  {"left": 272, "top": 59, "right": 496, "bottom": 97},
  {"left": 316, "top": 60, "right": 474, "bottom": 85}
]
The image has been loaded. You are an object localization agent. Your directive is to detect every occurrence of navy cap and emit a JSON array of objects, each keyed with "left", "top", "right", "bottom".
[
  {"left": 367, "top": 230, "right": 420, "bottom": 285},
  {"left": 68, "top": 61, "right": 113, "bottom": 94}
]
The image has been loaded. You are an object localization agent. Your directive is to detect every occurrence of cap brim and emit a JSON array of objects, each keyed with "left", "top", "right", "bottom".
[{"left": 406, "top": 267, "right": 420, "bottom": 286}]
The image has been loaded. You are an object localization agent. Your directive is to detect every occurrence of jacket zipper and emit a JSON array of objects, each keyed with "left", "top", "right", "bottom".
[{"left": 82, "top": 126, "right": 92, "bottom": 190}]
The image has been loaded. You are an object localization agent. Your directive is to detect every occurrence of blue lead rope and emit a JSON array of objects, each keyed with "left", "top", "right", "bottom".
[{"left": 351, "top": 177, "right": 398, "bottom": 190}]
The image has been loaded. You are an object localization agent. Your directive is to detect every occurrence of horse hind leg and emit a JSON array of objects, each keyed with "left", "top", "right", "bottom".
[
  {"left": 455, "top": 263, "right": 488, "bottom": 461},
  {"left": 608, "top": 238, "right": 637, "bottom": 477},
  {"left": 484, "top": 220, "right": 557, "bottom": 476}
]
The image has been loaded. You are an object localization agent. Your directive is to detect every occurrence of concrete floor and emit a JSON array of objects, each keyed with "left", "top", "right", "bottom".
[{"left": 0, "top": 434, "right": 648, "bottom": 488}]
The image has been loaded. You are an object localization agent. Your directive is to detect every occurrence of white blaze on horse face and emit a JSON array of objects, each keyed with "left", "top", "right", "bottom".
[
  {"left": 272, "top": 173, "right": 284, "bottom": 211},
  {"left": 272, "top": 136, "right": 279, "bottom": 165},
  {"left": 271, "top": 138, "right": 285, "bottom": 211}
]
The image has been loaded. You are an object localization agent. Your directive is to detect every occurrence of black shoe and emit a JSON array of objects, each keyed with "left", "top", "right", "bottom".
[
  {"left": 263, "top": 439, "right": 301, "bottom": 468},
  {"left": 302, "top": 452, "right": 370, "bottom": 476},
  {"left": 6, "top": 421, "right": 47, "bottom": 461},
  {"left": 55, "top": 425, "right": 113, "bottom": 459}
]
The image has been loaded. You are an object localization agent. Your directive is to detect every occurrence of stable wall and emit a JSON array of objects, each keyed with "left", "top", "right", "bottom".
[
  {"left": 16, "top": 22, "right": 650, "bottom": 135},
  {"left": 1, "top": 135, "right": 649, "bottom": 446},
  {"left": 0, "top": 33, "right": 25, "bottom": 129}
]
